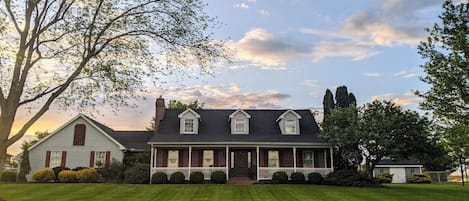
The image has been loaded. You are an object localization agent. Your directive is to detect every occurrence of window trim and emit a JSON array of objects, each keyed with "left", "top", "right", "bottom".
[
  {"left": 268, "top": 150, "right": 279, "bottom": 168},
  {"left": 284, "top": 119, "right": 298, "bottom": 135},
  {"left": 49, "top": 151, "right": 62, "bottom": 168},
  {"left": 203, "top": 150, "right": 214, "bottom": 167},
  {"left": 233, "top": 118, "right": 246, "bottom": 134},
  {"left": 94, "top": 151, "right": 106, "bottom": 168},
  {"left": 303, "top": 151, "right": 314, "bottom": 168},
  {"left": 182, "top": 118, "right": 195, "bottom": 134}
]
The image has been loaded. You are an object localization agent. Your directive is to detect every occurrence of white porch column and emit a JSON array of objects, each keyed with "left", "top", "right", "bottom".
[
  {"left": 293, "top": 147, "right": 297, "bottom": 172},
  {"left": 149, "top": 146, "right": 155, "bottom": 184},
  {"left": 225, "top": 146, "right": 229, "bottom": 180},
  {"left": 256, "top": 146, "right": 260, "bottom": 180},
  {"left": 330, "top": 147, "right": 334, "bottom": 170},
  {"left": 188, "top": 146, "right": 192, "bottom": 177}
]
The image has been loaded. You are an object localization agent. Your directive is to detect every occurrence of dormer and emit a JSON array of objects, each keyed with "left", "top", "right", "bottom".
[
  {"left": 276, "top": 110, "right": 302, "bottom": 135},
  {"left": 178, "top": 109, "right": 201, "bottom": 134},
  {"left": 229, "top": 109, "right": 251, "bottom": 135}
]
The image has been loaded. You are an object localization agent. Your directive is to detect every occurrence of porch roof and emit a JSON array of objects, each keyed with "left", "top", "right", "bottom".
[{"left": 149, "top": 109, "right": 325, "bottom": 144}]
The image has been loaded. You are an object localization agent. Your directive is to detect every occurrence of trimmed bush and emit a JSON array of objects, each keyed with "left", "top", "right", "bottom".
[
  {"left": 32, "top": 168, "right": 55, "bottom": 183},
  {"left": 58, "top": 170, "right": 77, "bottom": 183},
  {"left": 151, "top": 172, "right": 168, "bottom": 184},
  {"left": 408, "top": 174, "right": 431, "bottom": 183},
  {"left": 76, "top": 168, "right": 99, "bottom": 183},
  {"left": 375, "top": 173, "right": 393, "bottom": 184},
  {"left": 323, "top": 170, "right": 380, "bottom": 187},
  {"left": 124, "top": 163, "right": 150, "bottom": 184},
  {"left": 307, "top": 172, "right": 323, "bottom": 184},
  {"left": 98, "top": 159, "right": 125, "bottom": 183},
  {"left": 272, "top": 171, "right": 288, "bottom": 184},
  {"left": 169, "top": 171, "right": 186, "bottom": 184},
  {"left": 210, "top": 171, "right": 226, "bottom": 184},
  {"left": 1, "top": 170, "right": 17, "bottom": 182},
  {"left": 290, "top": 172, "right": 305, "bottom": 184},
  {"left": 190, "top": 171, "right": 204, "bottom": 184},
  {"left": 52, "top": 166, "right": 70, "bottom": 182}
]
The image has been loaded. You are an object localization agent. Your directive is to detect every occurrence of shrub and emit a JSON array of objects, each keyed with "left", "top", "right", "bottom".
[
  {"left": 323, "top": 170, "right": 380, "bottom": 187},
  {"left": 408, "top": 174, "right": 431, "bottom": 183},
  {"left": 58, "top": 170, "right": 77, "bottom": 183},
  {"left": 98, "top": 159, "right": 125, "bottom": 183},
  {"left": 124, "top": 163, "right": 149, "bottom": 184},
  {"left": 189, "top": 171, "right": 204, "bottom": 184},
  {"left": 169, "top": 171, "right": 186, "bottom": 184},
  {"left": 72, "top": 167, "right": 88, "bottom": 171},
  {"left": 375, "top": 173, "right": 393, "bottom": 183},
  {"left": 76, "top": 168, "right": 99, "bottom": 183},
  {"left": 290, "top": 172, "right": 305, "bottom": 184},
  {"left": 52, "top": 166, "right": 70, "bottom": 182},
  {"left": 307, "top": 172, "right": 323, "bottom": 184},
  {"left": 32, "top": 168, "right": 55, "bottom": 183},
  {"left": 151, "top": 172, "right": 168, "bottom": 184},
  {"left": 272, "top": 171, "right": 288, "bottom": 184},
  {"left": 1, "top": 170, "right": 17, "bottom": 182},
  {"left": 210, "top": 171, "right": 226, "bottom": 184}
]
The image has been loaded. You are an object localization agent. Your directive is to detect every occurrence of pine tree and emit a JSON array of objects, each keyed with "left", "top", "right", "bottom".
[{"left": 335, "top": 86, "right": 350, "bottom": 108}]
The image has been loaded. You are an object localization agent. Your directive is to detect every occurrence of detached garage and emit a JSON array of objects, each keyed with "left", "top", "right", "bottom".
[{"left": 373, "top": 160, "right": 423, "bottom": 183}]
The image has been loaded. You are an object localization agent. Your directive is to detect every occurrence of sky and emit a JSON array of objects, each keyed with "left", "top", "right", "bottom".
[{"left": 7, "top": 0, "right": 464, "bottom": 154}]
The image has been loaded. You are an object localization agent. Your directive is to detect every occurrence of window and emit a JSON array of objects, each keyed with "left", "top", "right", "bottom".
[
  {"left": 234, "top": 119, "right": 245, "bottom": 134},
  {"left": 314, "top": 150, "right": 326, "bottom": 168},
  {"left": 73, "top": 124, "right": 86, "bottom": 145},
  {"left": 184, "top": 119, "right": 194, "bottom": 133},
  {"left": 167, "top": 150, "right": 179, "bottom": 168},
  {"left": 303, "top": 151, "right": 313, "bottom": 168},
  {"left": 50, "top": 151, "right": 62, "bottom": 167},
  {"left": 285, "top": 119, "right": 297, "bottom": 134},
  {"left": 248, "top": 152, "right": 252, "bottom": 168},
  {"left": 268, "top": 150, "right": 279, "bottom": 168},
  {"left": 94, "top": 151, "right": 106, "bottom": 167},
  {"left": 203, "top": 150, "right": 214, "bottom": 167}
]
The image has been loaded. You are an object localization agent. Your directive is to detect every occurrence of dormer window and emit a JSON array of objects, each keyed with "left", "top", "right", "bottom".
[
  {"left": 229, "top": 110, "right": 251, "bottom": 135},
  {"left": 178, "top": 109, "right": 200, "bottom": 134},
  {"left": 277, "top": 110, "right": 302, "bottom": 135}
]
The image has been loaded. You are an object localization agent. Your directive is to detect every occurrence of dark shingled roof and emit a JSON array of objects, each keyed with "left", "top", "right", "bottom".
[
  {"left": 84, "top": 115, "right": 152, "bottom": 150},
  {"left": 377, "top": 159, "right": 422, "bottom": 165},
  {"left": 149, "top": 109, "right": 324, "bottom": 144}
]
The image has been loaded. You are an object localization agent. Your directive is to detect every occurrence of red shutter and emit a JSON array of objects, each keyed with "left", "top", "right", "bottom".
[
  {"left": 61, "top": 151, "right": 67, "bottom": 167},
  {"left": 45, "top": 151, "right": 51, "bottom": 167},
  {"left": 73, "top": 124, "right": 86, "bottom": 146},
  {"left": 199, "top": 150, "right": 203, "bottom": 167},
  {"left": 105, "top": 151, "right": 111, "bottom": 165},
  {"left": 89, "top": 151, "right": 95, "bottom": 167}
]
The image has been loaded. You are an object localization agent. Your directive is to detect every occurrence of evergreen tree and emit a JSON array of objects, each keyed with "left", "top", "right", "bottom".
[
  {"left": 322, "top": 89, "right": 335, "bottom": 122},
  {"left": 348, "top": 93, "right": 357, "bottom": 106},
  {"left": 335, "top": 86, "right": 350, "bottom": 108}
]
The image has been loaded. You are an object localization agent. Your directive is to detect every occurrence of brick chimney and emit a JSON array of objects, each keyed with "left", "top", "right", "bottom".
[{"left": 154, "top": 96, "right": 165, "bottom": 133}]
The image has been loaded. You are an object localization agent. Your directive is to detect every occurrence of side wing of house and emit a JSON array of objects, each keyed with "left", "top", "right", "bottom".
[{"left": 28, "top": 115, "right": 125, "bottom": 179}]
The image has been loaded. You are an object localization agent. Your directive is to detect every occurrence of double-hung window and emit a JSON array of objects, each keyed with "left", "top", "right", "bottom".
[
  {"left": 268, "top": 151, "right": 279, "bottom": 168},
  {"left": 285, "top": 119, "right": 297, "bottom": 134},
  {"left": 234, "top": 119, "right": 245, "bottom": 134},
  {"left": 184, "top": 119, "right": 194, "bottom": 133}
]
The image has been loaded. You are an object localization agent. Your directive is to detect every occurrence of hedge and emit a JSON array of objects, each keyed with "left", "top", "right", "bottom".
[{"left": 32, "top": 168, "right": 55, "bottom": 183}]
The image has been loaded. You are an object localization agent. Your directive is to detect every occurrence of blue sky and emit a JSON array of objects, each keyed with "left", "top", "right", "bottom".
[{"left": 9, "top": 0, "right": 463, "bottom": 154}]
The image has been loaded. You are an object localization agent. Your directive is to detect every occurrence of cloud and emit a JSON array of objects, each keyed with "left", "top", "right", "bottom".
[
  {"left": 229, "top": 28, "right": 309, "bottom": 69},
  {"left": 394, "top": 70, "right": 419, "bottom": 78},
  {"left": 259, "top": 9, "right": 270, "bottom": 16},
  {"left": 371, "top": 91, "right": 422, "bottom": 106},
  {"left": 364, "top": 72, "right": 382, "bottom": 77},
  {"left": 234, "top": 3, "right": 249, "bottom": 9},
  {"left": 159, "top": 84, "right": 290, "bottom": 109},
  {"left": 301, "top": 80, "right": 322, "bottom": 97},
  {"left": 311, "top": 41, "right": 379, "bottom": 62}
]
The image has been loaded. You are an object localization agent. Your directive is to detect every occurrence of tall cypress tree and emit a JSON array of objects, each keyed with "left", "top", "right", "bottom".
[
  {"left": 348, "top": 93, "right": 357, "bottom": 106},
  {"left": 323, "top": 89, "right": 335, "bottom": 122},
  {"left": 335, "top": 86, "right": 350, "bottom": 108}
]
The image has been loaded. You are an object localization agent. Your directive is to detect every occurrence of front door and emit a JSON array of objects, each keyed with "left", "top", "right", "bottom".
[{"left": 231, "top": 150, "right": 250, "bottom": 177}]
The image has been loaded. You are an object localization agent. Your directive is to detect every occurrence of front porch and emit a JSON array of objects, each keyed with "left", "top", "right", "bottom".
[{"left": 149, "top": 145, "right": 334, "bottom": 183}]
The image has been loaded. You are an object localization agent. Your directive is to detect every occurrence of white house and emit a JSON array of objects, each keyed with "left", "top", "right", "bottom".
[
  {"left": 373, "top": 160, "right": 423, "bottom": 183},
  {"left": 27, "top": 114, "right": 151, "bottom": 181}
]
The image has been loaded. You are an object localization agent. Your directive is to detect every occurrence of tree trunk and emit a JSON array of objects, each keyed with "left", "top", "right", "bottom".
[{"left": 0, "top": 143, "right": 7, "bottom": 182}]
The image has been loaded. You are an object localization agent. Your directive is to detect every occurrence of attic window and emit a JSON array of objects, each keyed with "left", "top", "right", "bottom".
[
  {"left": 285, "top": 120, "right": 297, "bottom": 134},
  {"left": 183, "top": 119, "right": 195, "bottom": 133},
  {"left": 73, "top": 124, "right": 86, "bottom": 145},
  {"left": 234, "top": 119, "right": 245, "bottom": 134}
]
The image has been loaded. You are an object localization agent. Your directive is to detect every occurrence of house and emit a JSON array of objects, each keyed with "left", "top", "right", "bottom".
[
  {"left": 3, "top": 153, "right": 13, "bottom": 169},
  {"left": 26, "top": 97, "right": 333, "bottom": 182},
  {"left": 149, "top": 97, "right": 333, "bottom": 181},
  {"left": 373, "top": 159, "right": 423, "bottom": 183},
  {"left": 27, "top": 114, "right": 152, "bottom": 180}
]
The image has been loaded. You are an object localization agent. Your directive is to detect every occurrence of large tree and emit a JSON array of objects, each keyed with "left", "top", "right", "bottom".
[
  {"left": 0, "top": 0, "right": 227, "bottom": 173},
  {"left": 322, "top": 89, "right": 334, "bottom": 122},
  {"left": 416, "top": 0, "right": 469, "bottom": 124}
]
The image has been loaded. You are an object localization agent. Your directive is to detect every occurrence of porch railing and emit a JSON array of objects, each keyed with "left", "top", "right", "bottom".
[
  {"left": 151, "top": 167, "right": 226, "bottom": 180},
  {"left": 258, "top": 167, "right": 333, "bottom": 180}
]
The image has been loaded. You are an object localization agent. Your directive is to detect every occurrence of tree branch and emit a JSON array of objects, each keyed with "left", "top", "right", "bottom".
[
  {"left": 18, "top": 84, "right": 63, "bottom": 106},
  {"left": 4, "top": 0, "right": 22, "bottom": 33}
]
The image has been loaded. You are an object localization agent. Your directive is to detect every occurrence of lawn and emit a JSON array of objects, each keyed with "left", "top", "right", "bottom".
[{"left": 0, "top": 183, "right": 467, "bottom": 201}]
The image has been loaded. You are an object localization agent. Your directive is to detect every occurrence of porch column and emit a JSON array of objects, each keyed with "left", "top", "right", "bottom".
[
  {"left": 188, "top": 146, "right": 192, "bottom": 177},
  {"left": 149, "top": 146, "right": 155, "bottom": 184},
  {"left": 256, "top": 146, "right": 260, "bottom": 180},
  {"left": 293, "top": 147, "right": 297, "bottom": 172},
  {"left": 226, "top": 146, "right": 229, "bottom": 180},
  {"left": 330, "top": 147, "right": 334, "bottom": 170}
]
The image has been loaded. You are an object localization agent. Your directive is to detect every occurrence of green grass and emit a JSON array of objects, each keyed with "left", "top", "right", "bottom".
[{"left": 0, "top": 183, "right": 467, "bottom": 201}]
